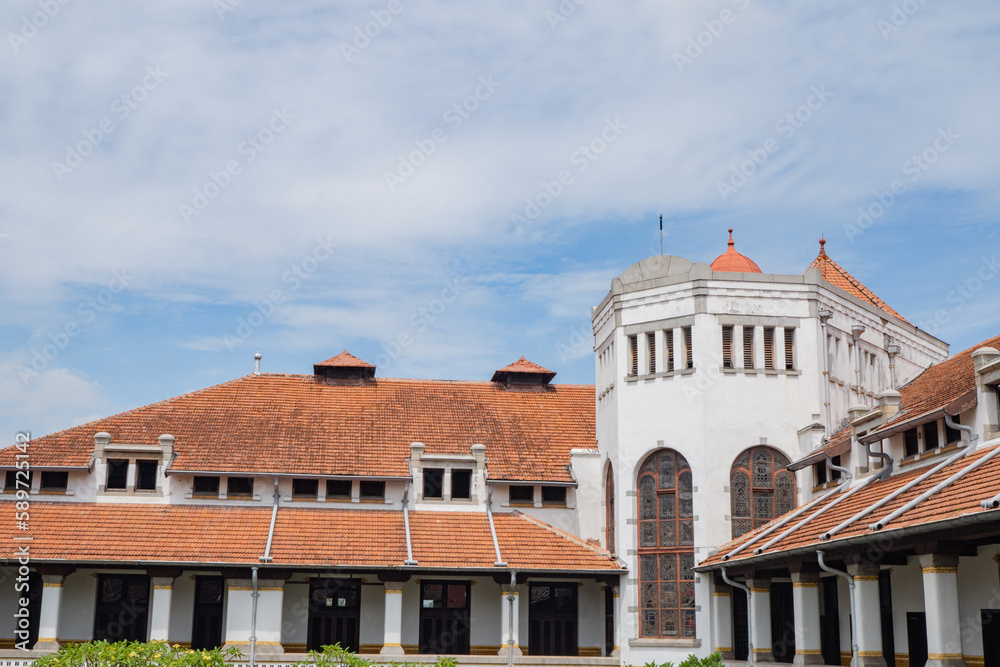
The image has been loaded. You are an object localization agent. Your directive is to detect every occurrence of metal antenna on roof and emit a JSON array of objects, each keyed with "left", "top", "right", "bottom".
[
  {"left": 253, "top": 349, "right": 262, "bottom": 375},
  {"left": 659, "top": 215, "right": 663, "bottom": 256}
]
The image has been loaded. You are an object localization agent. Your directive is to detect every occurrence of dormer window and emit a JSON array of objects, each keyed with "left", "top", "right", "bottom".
[
  {"left": 491, "top": 356, "right": 557, "bottom": 390},
  {"left": 541, "top": 486, "right": 567, "bottom": 506},
  {"left": 106, "top": 459, "right": 128, "bottom": 490},
  {"left": 904, "top": 428, "right": 919, "bottom": 457},
  {"left": 423, "top": 468, "right": 444, "bottom": 499},
  {"left": 452, "top": 470, "right": 472, "bottom": 500},
  {"left": 5, "top": 470, "right": 32, "bottom": 492},
  {"left": 228, "top": 477, "right": 254, "bottom": 497},
  {"left": 40, "top": 471, "right": 68, "bottom": 492},
  {"left": 193, "top": 476, "right": 220, "bottom": 496},
  {"left": 326, "top": 479, "right": 352, "bottom": 500},
  {"left": 292, "top": 478, "right": 319, "bottom": 499},
  {"left": 922, "top": 422, "right": 939, "bottom": 451},
  {"left": 135, "top": 460, "right": 157, "bottom": 491},
  {"left": 313, "top": 349, "right": 376, "bottom": 385},
  {"left": 360, "top": 480, "right": 385, "bottom": 500},
  {"left": 509, "top": 485, "right": 533, "bottom": 505}
]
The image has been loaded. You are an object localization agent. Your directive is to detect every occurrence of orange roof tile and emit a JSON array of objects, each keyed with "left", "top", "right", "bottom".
[
  {"left": 494, "top": 356, "right": 555, "bottom": 376},
  {"left": 0, "top": 503, "right": 620, "bottom": 572},
  {"left": 700, "top": 442, "right": 1000, "bottom": 569},
  {"left": 0, "top": 375, "right": 595, "bottom": 482},
  {"left": 810, "top": 238, "right": 908, "bottom": 322},
  {"left": 315, "top": 349, "right": 375, "bottom": 368},
  {"left": 710, "top": 229, "right": 762, "bottom": 273}
]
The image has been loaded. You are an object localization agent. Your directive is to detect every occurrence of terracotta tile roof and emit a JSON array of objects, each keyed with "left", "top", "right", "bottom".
[
  {"left": 0, "top": 503, "right": 620, "bottom": 572},
  {"left": 810, "top": 239, "right": 908, "bottom": 322},
  {"left": 0, "top": 375, "right": 595, "bottom": 482},
  {"left": 314, "top": 350, "right": 375, "bottom": 368},
  {"left": 699, "top": 442, "right": 1000, "bottom": 569},
  {"left": 877, "top": 333, "right": 1000, "bottom": 431},
  {"left": 710, "top": 229, "right": 762, "bottom": 273}
]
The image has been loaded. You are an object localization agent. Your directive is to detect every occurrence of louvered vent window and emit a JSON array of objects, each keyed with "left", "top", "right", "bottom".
[
  {"left": 743, "top": 326, "right": 754, "bottom": 369},
  {"left": 647, "top": 333, "right": 656, "bottom": 374},
  {"left": 763, "top": 327, "right": 775, "bottom": 369},
  {"left": 722, "top": 326, "right": 734, "bottom": 369},
  {"left": 665, "top": 329, "right": 675, "bottom": 372},
  {"left": 683, "top": 327, "right": 693, "bottom": 369},
  {"left": 784, "top": 328, "right": 795, "bottom": 370},
  {"left": 629, "top": 335, "right": 639, "bottom": 376}
]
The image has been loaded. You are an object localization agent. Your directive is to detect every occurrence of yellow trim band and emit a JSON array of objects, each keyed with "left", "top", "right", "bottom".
[
  {"left": 858, "top": 651, "right": 883, "bottom": 657},
  {"left": 383, "top": 643, "right": 402, "bottom": 648},
  {"left": 386, "top": 589, "right": 403, "bottom": 594},
  {"left": 922, "top": 567, "right": 958, "bottom": 574},
  {"left": 153, "top": 585, "right": 173, "bottom": 590},
  {"left": 43, "top": 583, "right": 64, "bottom": 588},
  {"left": 750, "top": 587, "right": 769, "bottom": 593},
  {"left": 714, "top": 591, "right": 731, "bottom": 597},
  {"left": 928, "top": 654, "right": 963, "bottom": 660},
  {"left": 793, "top": 582, "right": 819, "bottom": 588},
  {"left": 797, "top": 650, "right": 823, "bottom": 655},
  {"left": 715, "top": 647, "right": 733, "bottom": 652}
]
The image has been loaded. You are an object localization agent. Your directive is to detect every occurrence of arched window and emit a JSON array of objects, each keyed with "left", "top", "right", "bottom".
[
  {"left": 605, "top": 463, "right": 616, "bottom": 555},
  {"left": 730, "top": 446, "right": 796, "bottom": 539},
  {"left": 637, "top": 449, "right": 695, "bottom": 638}
]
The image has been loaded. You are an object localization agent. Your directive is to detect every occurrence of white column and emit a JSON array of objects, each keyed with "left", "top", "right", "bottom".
[
  {"left": 712, "top": 583, "right": 735, "bottom": 660},
  {"left": 498, "top": 583, "right": 522, "bottom": 657},
  {"left": 848, "top": 563, "right": 886, "bottom": 667},
  {"left": 919, "top": 554, "right": 966, "bottom": 667},
  {"left": 223, "top": 577, "right": 285, "bottom": 657},
  {"left": 748, "top": 577, "right": 774, "bottom": 663},
  {"left": 149, "top": 576, "right": 175, "bottom": 641},
  {"left": 34, "top": 574, "right": 66, "bottom": 650},
  {"left": 791, "top": 570, "right": 823, "bottom": 665},
  {"left": 380, "top": 582, "right": 405, "bottom": 656}
]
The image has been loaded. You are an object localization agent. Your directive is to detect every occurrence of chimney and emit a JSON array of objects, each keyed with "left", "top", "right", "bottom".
[{"left": 877, "top": 391, "right": 902, "bottom": 420}]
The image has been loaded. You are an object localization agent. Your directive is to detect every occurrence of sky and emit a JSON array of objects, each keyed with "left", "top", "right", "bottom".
[{"left": 1, "top": 1, "right": 999, "bottom": 443}]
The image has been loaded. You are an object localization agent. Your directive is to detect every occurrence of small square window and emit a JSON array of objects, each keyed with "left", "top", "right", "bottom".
[
  {"left": 228, "top": 477, "right": 254, "bottom": 497},
  {"left": 41, "top": 471, "right": 68, "bottom": 492},
  {"left": 452, "top": 470, "right": 472, "bottom": 500},
  {"left": 903, "top": 428, "right": 919, "bottom": 458},
  {"left": 922, "top": 422, "right": 940, "bottom": 451},
  {"left": 193, "top": 476, "right": 220, "bottom": 495},
  {"left": 423, "top": 468, "right": 444, "bottom": 499},
  {"left": 6, "top": 470, "right": 33, "bottom": 492},
  {"left": 814, "top": 462, "right": 827, "bottom": 486},
  {"left": 135, "top": 460, "right": 158, "bottom": 491},
  {"left": 326, "top": 479, "right": 352, "bottom": 499},
  {"left": 509, "top": 485, "right": 534, "bottom": 504},
  {"left": 106, "top": 459, "right": 128, "bottom": 490},
  {"left": 541, "top": 486, "right": 567, "bottom": 506},
  {"left": 360, "top": 480, "right": 385, "bottom": 500},
  {"left": 292, "top": 479, "right": 319, "bottom": 498}
]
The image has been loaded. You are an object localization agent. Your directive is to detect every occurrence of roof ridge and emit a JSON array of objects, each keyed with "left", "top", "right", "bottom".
[
  {"left": 510, "top": 510, "right": 613, "bottom": 557},
  {"left": 810, "top": 249, "right": 908, "bottom": 322}
]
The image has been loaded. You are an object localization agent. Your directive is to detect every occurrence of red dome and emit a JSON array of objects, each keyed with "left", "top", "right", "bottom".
[{"left": 710, "top": 229, "right": 762, "bottom": 273}]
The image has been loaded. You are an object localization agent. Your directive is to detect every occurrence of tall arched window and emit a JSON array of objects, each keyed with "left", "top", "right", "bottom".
[
  {"left": 637, "top": 449, "right": 695, "bottom": 638},
  {"left": 605, "top": 463, "right": 616, "bottom": 555},
  {"left": 730, "top": 446, "right": 796, "bottom": 539}
]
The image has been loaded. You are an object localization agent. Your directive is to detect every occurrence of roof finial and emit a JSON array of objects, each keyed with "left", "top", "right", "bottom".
[
  {"left": 819, "top": 236, "right": 827, "bottom": 256},
  {"left": 727, "top": 228, "right": 735, "bottom": 247},
  {"left": 253, "top": 348, "right": 262, "bottom": 375}
]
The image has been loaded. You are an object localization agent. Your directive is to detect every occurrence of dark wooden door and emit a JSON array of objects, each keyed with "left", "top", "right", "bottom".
[
  {"left": 879, "top": 571, "right": 896, "bottom": 667},
  {"left": 733, "top": 586, "right": 749, "bottom": 661},
  {"left": 419, "top": 581, "right": 470, "bottom": 654},
  {"left": 820, "top": 576, "right": 842, "bottom": 667},
  {"left": 94, "top": 574, "right": 150, "bottom": 641},
  {"left": 25, "top": 572, "right": 42, "bottom": 648},
  {"left": 770, "top": 582, "right": 795, "bottom": 663},
  {"left": 308, "top": 580, "right": 361, "bottom": 652},
  {"left": 906, "top": 612, "right": 928, "bottom": 667},
  {"left": 604, "top": 584, "right": 614, "bottom": 656},
  {"left": 529, "top": 582, "right": 578, "bottom": 656},
  {"left": 191, "top": 576, "right": 224, "bottom": 650},
  {"left": 983, "top": 610, "right": 1000, "bottom": 667}
]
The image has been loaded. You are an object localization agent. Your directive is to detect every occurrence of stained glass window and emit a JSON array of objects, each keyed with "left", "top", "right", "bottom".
[
  {"left": 730, "top": 447, "right": 796, "bottom": 539},
  {"left": 637, "top": 449, "right": 695, "bottom": 638}
]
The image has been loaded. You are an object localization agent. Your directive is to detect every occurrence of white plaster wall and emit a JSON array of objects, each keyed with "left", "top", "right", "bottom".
[
  {"left": 571, "top": 450, "right": 604, "bottom": 543},
  {"left": 578, "top": 580, "right": 604, "bottom": 654},
  {"left": 359, "top": 583, "right": 385, "bottom": 648},
  {"left": 170, "top": 573, "right": 196, "bottom": 644},
  {"left": 891, "top": 560, "right": 925, "bottom": 655},
  {"left": 957, "top": 548, "right": 1000, "bottom": 658},
  {"left": 399, "top": 579, "right": 420, "bottom": 649},
  {"left": 281, "top": 581, "right": 310, "bottom": 647},
  {"left": 469, "top": 577, "right": 501, "bottom": 649},
  {"left": 838, "top": 575, "right": 851, "bottom": 656},
  {"left": 61, "top": 569, "right": 98, "bottom": 640}
]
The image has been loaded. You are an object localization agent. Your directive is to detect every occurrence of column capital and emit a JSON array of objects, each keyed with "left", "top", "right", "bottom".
[
  {"left": 384, "top": 581, "right": 405, "bottom": 593},
  {"left": 847, "top": 561, "right": 880, "bottom": 578},
  {"left": 790, "top": 570, "right": 821, "bottom": 586},
  {"left": 746, "top": 577, "right": 771, "bottom": 592},
  {"left": 151, "top": 576, "right": 175, "bottom": 589},
  {"left": 41, "top": 574, "right": 67, "bottom": 586},
  {"left": 918, "top": 553, "right": 960, "bottom": 570}
]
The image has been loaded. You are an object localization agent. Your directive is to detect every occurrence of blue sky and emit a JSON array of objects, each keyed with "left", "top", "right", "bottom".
[{"left": 2, "top": 1, "right": 999, "bottom": 442}]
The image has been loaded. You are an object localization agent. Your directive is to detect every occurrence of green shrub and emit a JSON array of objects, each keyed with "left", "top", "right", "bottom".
[{"left": 33, "top": 641, "right": 242, "bottom": 667}]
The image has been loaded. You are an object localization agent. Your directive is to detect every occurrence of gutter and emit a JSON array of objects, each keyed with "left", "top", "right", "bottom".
[
  {"left": 402, "top": 480, "right": 418, "bottom": 566},
  {"left": 858, "top": 389, "right": 977, "bottom": 444},
  {"left": 487, "top": 485, "right": 508, "bottom": 567}
]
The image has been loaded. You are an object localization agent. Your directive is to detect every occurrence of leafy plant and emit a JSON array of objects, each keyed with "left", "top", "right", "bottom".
[{"left": 33, "top": 641, "right": 243, "bottom": 667}]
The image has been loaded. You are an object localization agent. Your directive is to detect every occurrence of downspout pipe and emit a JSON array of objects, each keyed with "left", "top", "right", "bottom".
[
  {"left": 820, "top": 309, "right": 834, "bottom": 436},
  {"left": 402, "top": 479, "right": 418, "bottom": 566},
  {"left": 817, "top": 551, "right": 857, "bottom": 667},
  {"left": 946, "top": 411, "right": 978, "bottom": 451},
  {"left": 862, "top": 440, "right": 893, "bottom": 480},
  {"left": 721, "top": 568, "right": 753, "bottom": 666},
  {"left": 827, "top": 455, "right": 851, "bottom": 479},
  {"left": 508, "top": 570, "right": 516, "bottom": 667},
  {"left": 249, "top": 566, "right": 259, "bottom": 667},
  {"left": 260, "top": 477, "right": 279, "bottom": 563},
  {"left": 487, "top": 484, "right": 507, "bottom": 567}
]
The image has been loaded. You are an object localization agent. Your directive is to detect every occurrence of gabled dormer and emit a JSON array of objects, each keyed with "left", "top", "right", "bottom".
[
  {"left": 313, "top": 349, "right": 376, "bottom": 385},
  {"left": 491, "top": 356, "right": 555, "bottom": 391}
]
